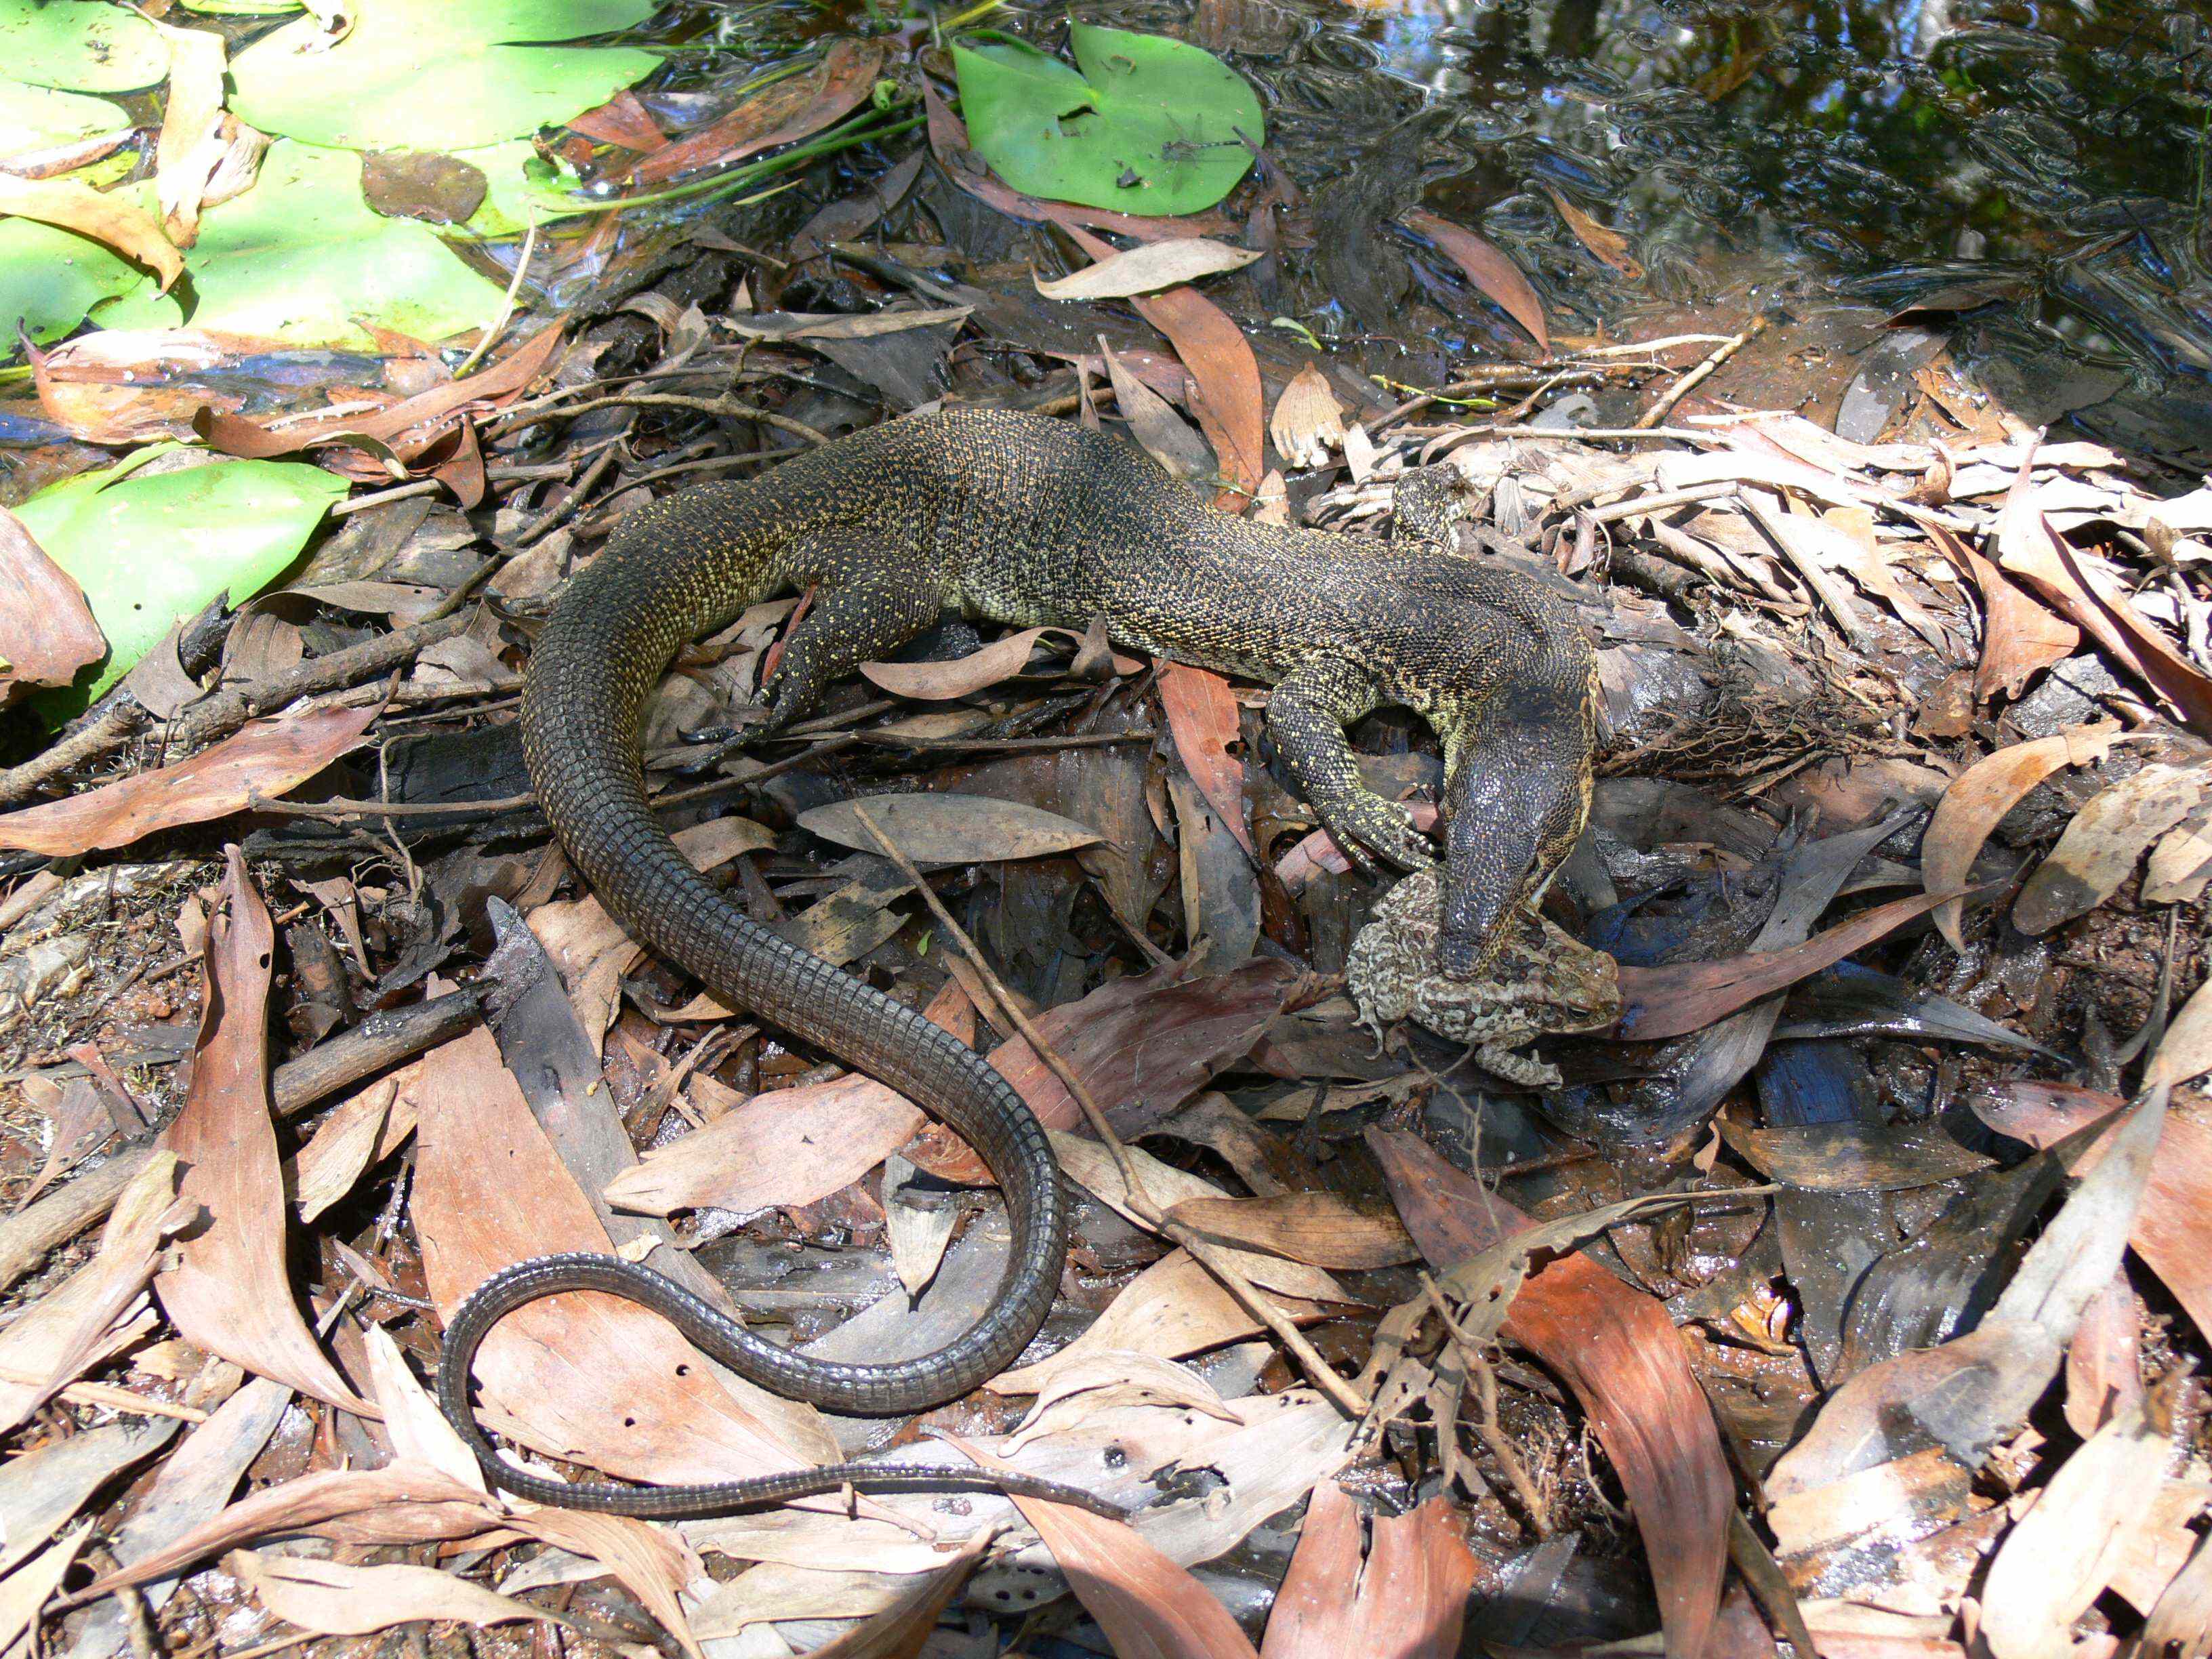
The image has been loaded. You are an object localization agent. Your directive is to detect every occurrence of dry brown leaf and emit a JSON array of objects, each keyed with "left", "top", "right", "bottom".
[
  {"left": 0, "top": 703, "right": 380, "bottom": 856},
  {"left": 361, "top": 1322, "right": 484, "bottom": 1492},
  {"left": 1047, "top": 1132, "right": 1350, "bottom": 1302},
  {"left": 0, "top": 1151, "right": 190, "bottom": 1431},
  {"left": 1261, "top": 1483, "right": 1477, "bottom": 1659},
  {"left": 606, "top": 983, "right": 970, "bottom": 1217},
  {"left": 197, "top": 323, "right": 562, "bottom": 472},
  {"left": 154, "top": 851, "right": 370, "bottom": 1412},
  {"left": 800, "top": 1536, "right": 990, "bottom": 1659},
  {"left": 1936, "top": 527, "right": 2078, "bottom": 703},
  {"left": 909, "top": 959, "right": 1296, "bottom": 1182},
  {"left": 0, "top": 1525, "right": 89, "bottom": 1656},
  {"left": 411, "top": 1027, "right": 818, "bottom": 1487},
  {"left": 568, "top": 89, "right": 667, "bottom": 150},
  {"left": 2015, "top": 761, "right": 2212, "bottom": 935},
  {"left": 945, "top": 1435, "right": 1263, "bottom": 1659},
  {"left": 1269, "top": 365, "right": 1346, "bottom": 470},
  {"left": 1065, "top": 223, "right": 1266, "bottom": 501},
  {"left": 800, "top": 792, "right": 1101, "bottom": 863},
  {"left": 607, "top": 1072, "right": 920, "bottom": 1217},
  {"left": 1038, "top": 238, "right": 1261, "bottom": 301},
  {"left": 860, "top": 623, "right": 1105, "bottom": 699},
  {"left": 629, "top": 39, "right": 883, "bottom": 185},
  {"left": 1977, "top": 1392, "right": 2174, "bottom": 1659},
  {"left": 1102, "top": 336, "right": 1215, "bottom": 483},
  {"left": 1996, "top": 457, "right": 2212, "bottom": 733},
  {"left": 0, "top": 506, "right": 103, "bottom": 700},
  {"left": 510, "top": 1506, "right": 702, "bottom": 1659},
  {"left": 2146, "top": 804, "right": 2212, "bottom": 904},
  {"left": 1973, "top": 1082, "right": 2212, "bottom": 1340},
  {"left": 1614, "top": 888, "right": 1957, "bottom": 1042},
  {"left": 1369, "top": 1129, "right": 1728, "bottom": 1659},
  {"left": 2149, "top": 978, "right": 2212, "bottom": 1091},
  {"left": 1003, "top": 1351, "right": 1237, "bottom": 1452},
  {"left": 1398, "top": 207, "right": 1549, "bottom": 353},
  {"left": 1164, "top": 1191, "right": 1418, "bottom": 1269},
  {"left": 152, "top": 22, "right": 228, "bottom": 245},
  {"left": 1920, "top": 722, "right": 2130, "bottom": 949},
  {"left": 2142, "top": 1530, "right": 2212, "bottom": 1659},
  {"left": 0, "top": 171, "right": 182, "bottom": 287},
  {"left": 226, "top": 1551, "right": 578, "bottom": 1637},
  {"left": 988, "top": 1248, "right": 1328, "bottom": 1391},
  {"left": 83, "top": 1464, "right": 499, "bottom": 1596},
  {"left": 1159, "top": 663, "right": 1254, "bottom": 856}
]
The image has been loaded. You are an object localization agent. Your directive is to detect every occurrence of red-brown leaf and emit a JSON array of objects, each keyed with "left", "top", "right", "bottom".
[
  {"left": 628, "top": 40, "right": 884, "bottom": 186},
  {"left": 1159, "top": 663, "right": 1254, "bottom": 855},
  {"left": 1399, "top": 207, "right": 1549, "bottom": 355},
  {"left": 155, "top": 849, "right": 373, "bottom": 1414},
  {"left": 0, "top": 703, "right": 380, "bottom": 857},
  {"left": 569, "top": 89, "right": 668, "bottom": 151},
  {"left": 1065, "top": 224, "right": 1266, "bottom": 501},
  {"left": 0, "top": 507, "right": 103, "bottom": 699},
  {"left": 1613, "top": 888, "right": 1958, "bottom": 1042},
  {"left": 1368, "top": 1129, "right": 1728, "bottom": 1659},
  {"left": 945, "top": 1435, "right": 1261, "bottom": 1659},
  {"left": 1931, "top": 525, "right": 2077, "bottom": 703},
  {"left": 1262, "top": 1483, "right": 1477, "bottom": 1659},
  {"left": 411, "top": 1028, "right": 819, "bottom": 1486}
]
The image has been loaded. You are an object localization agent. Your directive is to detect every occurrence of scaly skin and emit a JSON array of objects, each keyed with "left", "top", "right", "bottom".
[{"left": 440, "top": 408, "right": 1597, "bottom": 1516}]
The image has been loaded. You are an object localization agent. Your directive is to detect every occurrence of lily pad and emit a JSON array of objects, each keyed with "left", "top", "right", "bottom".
[
  {"left": 0, "top": 211, "right": 173, "bottom": 348},
  {"left": 951, "top": 24, "right": 1261, "bottom": 217},
  {"left": 98, "top": 140, "right": 507, "bottom": 347},
  {"left": 0, "top": 0, "right": 166, "bottom": 92},
  {"left": 0, "top": 79, "right": 129, "bottom": 157},
  {"left": 17, "top": 452, "right": 348, "bottom": 709},
  {"left": 230, "top": 0, "right": 661, "bottom": 151}
]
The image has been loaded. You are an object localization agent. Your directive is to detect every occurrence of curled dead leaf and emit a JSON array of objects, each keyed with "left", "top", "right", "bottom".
[
  {"left": 1038, "top": 237, "right": 1262, "bottom": 301},
  {"left": 0, "top": 172, "right": 182, "bottom": 289},
  {"left": 0, "top": 508, "right": 104, "bottom": 700},
  {"left": 1269, "top": 365, "right": 1347, "bottom": 470},
  {"left": 1542, "top": 186, "right": 1644, "bottom": 279},
  {"left": 2014, "top": 761, "right": 2212, "bottom": 935},
  {"left": 0, "top": 702, "right": 380, "bottom": 857}
]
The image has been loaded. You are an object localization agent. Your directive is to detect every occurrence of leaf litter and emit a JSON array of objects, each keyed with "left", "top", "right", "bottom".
[{"left": 1, "top": 5, "right": 2210, "bottom": 1658}]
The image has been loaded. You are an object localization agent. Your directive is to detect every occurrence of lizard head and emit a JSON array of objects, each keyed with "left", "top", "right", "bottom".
[{"left": 1438, "top": 688, "right": 1594, "bottom": 981}]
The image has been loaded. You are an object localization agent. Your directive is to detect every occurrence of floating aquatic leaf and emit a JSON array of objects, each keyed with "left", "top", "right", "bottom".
[
  {"left": 13, "top": 451, "right": 346, "bottom": 708},
  {"left": 0, "top": 207, "right": 171, "bottom": 348},
  {"left": 0, "top": 171, "right": 180, "bottom": 287},
  {"left": 0, "top": 79, "right": 128, "bottom": 155},
  {"left": 954, "top": 24, "right": 1262, "bottom": 218},
  {"left": 102, "top": 140, "right": 506, "bottom": 348},
  {"left": 0, "top": 0, "right": 166, "bottom": 92},
  {"left": 230, "top": 0, "right": 661, "bottom": 151}
]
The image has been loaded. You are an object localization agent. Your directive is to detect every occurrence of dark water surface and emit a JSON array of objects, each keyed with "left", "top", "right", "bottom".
[{"left": 695, "top": 0, "right": 2212, "bottom": 456}]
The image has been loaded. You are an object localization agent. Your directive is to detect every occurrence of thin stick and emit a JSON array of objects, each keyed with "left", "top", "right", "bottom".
[
  {"left": 848, "top": 802, "right": 1370, "bottom": 1417},
  {"left": 1420, "top": 1273, "right": 1551, "bottom": 1533},
  {"left": 1635, "top": 315, "right": 1768, "bottom": 429},
  {"left": 453, "top": 218, "right": 540, "bottom": 379}
]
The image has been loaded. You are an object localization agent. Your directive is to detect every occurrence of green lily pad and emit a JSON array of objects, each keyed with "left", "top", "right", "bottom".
[
  {"left": 230, "top": 0, "right": 661, "bottom": 151},
  {"left": 0, "top": 207, "right": 175, "bottom": 348},
  {"left": 98, "top": 139, "right": 507, "bottom": 347},
  {"left": 453, "top": 138, "right": 594, "bottom": 238},
  {"left": 0, "top": 79, "right": 129, "bottom": 155},
  {"left": 0, "top": 0, "right": 166, "bottom": 92},
  {"left": 951, "top": 24, "right": 1261, "bottom": 217},
  {"left": 18, "top": 451, "right": 348, "bottom": 709}
]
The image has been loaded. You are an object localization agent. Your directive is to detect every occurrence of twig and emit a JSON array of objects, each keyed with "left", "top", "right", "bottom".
[
  {"left": 491, "top": 392, "right": 830, "bottom": 447},
  {"left": 0, "top": 704, "right": 147, "bottom": 806},
  {"left": 848, "top": 801, "right": 1370, "bottom": 1417},
  {"left": 452, "top": 218, "right": 539, "bottom": 379},
  {"left": 1635, "top": 314, "right": 1768, "bottom": 428},
  {"left": 1419, "top": 1273, "right": 1552, "bottom": 1534}
]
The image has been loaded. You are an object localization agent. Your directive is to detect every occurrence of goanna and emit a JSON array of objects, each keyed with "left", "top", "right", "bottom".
[{"left": 436, "top": 405, "right": 1599, "bottom": 1520}]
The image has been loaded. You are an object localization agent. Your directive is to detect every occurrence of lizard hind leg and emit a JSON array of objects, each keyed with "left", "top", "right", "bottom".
[
  {"left": 760, "top": 546, "right": 951, "bottom": 732},
  {"left": 1265, "top": 656, "right": 1437, "bottom": 876}
]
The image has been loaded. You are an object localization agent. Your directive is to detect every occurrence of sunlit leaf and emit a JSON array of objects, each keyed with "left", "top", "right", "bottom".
[
  {"left": 0, "top": 213, "right": 162, "bottom": 346},
  {"left": 15, "top": 452, "right": 346, "bottom": 709},
  {"left": 101, "top": 140, "right": 507, "bottom": 347},
  {"left": 0, "top": 79, "right": 128, "bottom": 155},
  {"left": 230, "top": 0, "right": 661, "bottom": 151},
  {"left": 0, "top": 0, "right": 165, "bottom": 92},
  {"left": 953, "top": 24, "right": 1261, "bottom": 218}
]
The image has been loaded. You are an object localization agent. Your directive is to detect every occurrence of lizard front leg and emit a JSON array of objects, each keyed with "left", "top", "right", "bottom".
[
  {"left": 1266, "top": 656, "right": 1436, "bottom": 874},
  {"left": 761, "top": 556, "right": 949, "bottom": 732}
]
